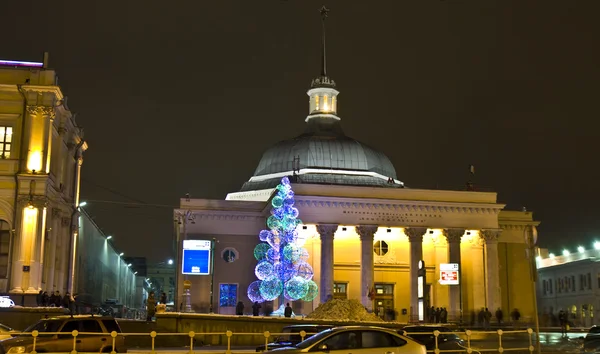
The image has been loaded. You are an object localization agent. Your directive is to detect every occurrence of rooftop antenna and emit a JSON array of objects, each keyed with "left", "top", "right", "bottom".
[
  {"left": 466, "top": 165, "right": 475, "bottom": 191},
  {"left": 319, "top": 5, "right": 330, "bottom": 77}
]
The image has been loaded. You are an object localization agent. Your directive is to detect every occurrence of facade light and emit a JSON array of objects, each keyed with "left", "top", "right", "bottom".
[
  {"left": 549, "top": 253, "right": 555, "bottom": 259},
  {"left": 79, "top": 201, "right": 87, "bottom": 207},
  {"left": 119, "top": 252, "right": 124, "bottom": 256},
  {"left": 127, "top": 263, "right": 132, "bottom": 267},
  {"left": 168, "top": 259, "right": 173, "bottom": 265},
  {"left": 106, "top": 235, "right": 112, "bottom": 240},
  {"left": 535, "top": 256, "right": 541, "bottom": 261},
  {"left": 578, "top": 246, "right": 585, "bottom": 253},
  {"left": 134, "top": 271, "right": 138, "bottom": 275},
  {"left": 594, "top": 242, "right": 600, "bottom": 250},
  {"left": 562, "top": 250, "right": 570, "bottom": 256}
]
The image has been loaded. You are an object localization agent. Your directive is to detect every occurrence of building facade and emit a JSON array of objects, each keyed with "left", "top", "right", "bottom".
[
  {"left": 537, "top": 248, "right": 600, "bottom": 328},
  {"left": 0, "top": 57, "right": 87, "bottom": 304},
  {"left": 173, "top": 35, "right": 541, "bottom": 321}
]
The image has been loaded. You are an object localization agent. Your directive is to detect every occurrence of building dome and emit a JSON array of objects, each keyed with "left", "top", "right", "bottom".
[{"left": 240, "top": 118, "right": 402, "bottom": 191}]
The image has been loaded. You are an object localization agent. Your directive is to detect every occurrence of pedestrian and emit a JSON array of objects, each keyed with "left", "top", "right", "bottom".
[
  {"left": 146, "top": 292, "right": 156, "bottom": 321},
  {"left": 284, "top": 303, "right": 292, "bottom": 318},
  {"left": 495, "top": 308, "right": 503, "bottom": 325},
  {"left": 429, "top": 306, "right": 435, "bottom": 323},
  {"left": 440, "top": 308, "right": 448, "bottom": 323},
  {"left": 62, "top": 293, "right": 71, "bottom": 312},
  {"left": 36, "top": 290, "right": 43, "bottom": 307},
  {"left": 160, "top": 292, "right": 167, "bottom": 305},
  {"left": 41, "top": 291, "right": 49, "bottom": 306},
  {"left": 511, "top": 308, "right": 521, "bottom": 329},
  {"left": 54, "top": 291, "right": 61, "bottom": 307},
  {"left": 236, "top": 301, "right": 244, "bottom": 316},
  {"left": 558, "top": 310, "right": 568, "bottom": 337},
  {"left": 484, "top": 308, "right": 492, "bottom": 330},
  {"left": 435, "top": 307, "right": 441, "bottom": 323},
  {"left": 478, "top": 308, "right": 485, "bottom": 328},
  {"left": 252, "top": 301, "right": 261, "bottom": 316}
]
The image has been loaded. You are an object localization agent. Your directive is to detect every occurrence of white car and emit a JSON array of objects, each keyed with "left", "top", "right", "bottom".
[{"left": 265, "top": 326, "right": 426, "bottom": 354}]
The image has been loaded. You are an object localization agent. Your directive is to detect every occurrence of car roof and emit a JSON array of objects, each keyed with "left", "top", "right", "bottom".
[
  {"left": 283, "top": 324, "right": 333, "bottom": 329},
  {"left": 41, "top": 315, "right": 115, "bottom": 321}
]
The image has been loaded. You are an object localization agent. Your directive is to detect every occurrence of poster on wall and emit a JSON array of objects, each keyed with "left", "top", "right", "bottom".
[
  {"left": 439, "top": 263, "right": 459, "bottom": 285},
  {"left": 182, "top": 240, "right": 212, "bottom": 275}
]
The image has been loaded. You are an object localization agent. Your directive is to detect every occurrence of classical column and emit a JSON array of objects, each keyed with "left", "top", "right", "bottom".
[
  {"left": 316, "top": 224, "right": 338, "bottom": 304},
  {"left": 482, "top": 229, "right": 502, "bottom": 313},
  {"left": 356, "top": 225, "right": 378, "bottom": 311},
  {"left": 405, "top": 227, "right": 427, "bottom": 321},
  {"left": 443, "top": 228, "right": 465, "bottom": 322}
]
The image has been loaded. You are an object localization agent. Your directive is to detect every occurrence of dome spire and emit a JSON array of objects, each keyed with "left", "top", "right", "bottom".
[
  {"left": 320, "top": 5, "right": 329, "bottom": 77},
  {"left": 306, "top": 5, "right": 339, "bottom": 122}
]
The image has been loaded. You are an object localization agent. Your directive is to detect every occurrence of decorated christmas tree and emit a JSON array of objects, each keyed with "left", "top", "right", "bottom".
[{"left": 247, "top": 177, "right": 318, "bottom": 307}]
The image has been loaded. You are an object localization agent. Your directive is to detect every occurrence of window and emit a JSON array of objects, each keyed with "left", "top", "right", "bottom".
[
  {"left": 549, "top": 279, "right": 553, "bottom": 294},
  {"left": 102, "top": 320, "right": 121, "bottom": 333},
  {"left": 0, "top": 221, "right": 10, "bottom": 278},
  {"left": 581, "top": 275, "right": 585, "bottom": 290},
  {"left": 222, "top": 248, "right": 238, "bottom": 263},
  {"left": 543, "top": 280, "right": 547, "bottom": 295},
  {"left": 333, "top": 282, "right": 348, "bottom": 299},
  {"left": 332, "top": 96, "right": 337, "bottom": 111},
  {"left": 0, "top": 126, "right": 12, "bottom": 159},
  {"left": 219, "top": 283, "right": 237, "bottom": 307},
  {"left": 572, "top": 276, "right": 576, "bottom": 291},
  {"left": 322, "top": 331, "right": 358, "bottom": 350},
  {"left": 80, "top": 320, "right": 102, "bottom": 332},
  {"left": 588, "top": 273, "right": 592, "bottom": 290},
  {"left": 373, "top": 240, "right": 389, "bottom": 256},
  {"left": 315, "top": 95, "right": 320, "bottom": 110},
  {"left": 361, "top": 331, "right": 405, "bottom": 348}
]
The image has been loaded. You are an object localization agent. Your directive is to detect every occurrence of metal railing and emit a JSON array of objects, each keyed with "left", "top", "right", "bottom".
[{"left": 10, "top": 328, "right": 537, "bottom": 354}]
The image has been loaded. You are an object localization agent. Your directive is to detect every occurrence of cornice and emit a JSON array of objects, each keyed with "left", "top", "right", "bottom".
[
  {"left": 175, "top": 209, "right": 264, "bottom": 222},
  {"left": 295, "top": 196, "right": 503, "bottom": 215},
  {"left": 21, "top": 85, "right": 64, "bottom": 101}
]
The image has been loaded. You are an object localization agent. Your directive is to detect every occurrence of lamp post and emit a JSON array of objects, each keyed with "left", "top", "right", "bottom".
[
  {"left": 525, "top": 225, "right": 541, "bottom": 354},
  {"left": 209, "top": 237, "right": 216, "bottom": 314}
]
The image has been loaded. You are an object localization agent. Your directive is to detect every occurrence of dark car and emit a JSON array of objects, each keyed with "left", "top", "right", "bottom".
[
  {"left": 256, "top": 324, "right": 334, "bottom": 351},
  {"left": 401, "top": 325, "right": 467, "bottom": 352},
  {"left": 582, "top": 325, "right": 600, "bottom": 352},
  {"left": 0, "top": 315, "right": 127, "bottom": 354}
]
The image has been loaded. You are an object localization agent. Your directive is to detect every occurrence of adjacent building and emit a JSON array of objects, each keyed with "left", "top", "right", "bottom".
[
  {"left": 536, "top": 247, "right": 600, "bottom": 327},
  {"left": 0, "top": 57, "right": 87, "bottom": 305}
]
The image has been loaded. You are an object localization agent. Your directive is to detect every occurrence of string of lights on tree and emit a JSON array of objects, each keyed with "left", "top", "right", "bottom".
[{"left": 247, "top": 177, "right": 318, "bottom": 303}]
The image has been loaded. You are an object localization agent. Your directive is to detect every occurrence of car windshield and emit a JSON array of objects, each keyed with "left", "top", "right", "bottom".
[
  {"left": 295, "top": 329, "right": 335, "bottom": 349},
  {"left": 24, "top": 320, "right": 63, "bottom": 333},
  {"left": 278, "top": 327, "right": 319, "bottom": 342}
]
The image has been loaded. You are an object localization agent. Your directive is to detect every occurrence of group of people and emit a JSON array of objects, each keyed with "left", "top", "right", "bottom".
[
  {"left": 235, "top": 301, "right": 293, "bottom": 317},
  {"left": 145, "top": 291, "right": 168, "bottom": 321},
  {"left": 428, "top": 306, "right": 448, "bottom": 323},
  {"left": 36, "top": 290, "right": 76, "bottom": 313}
]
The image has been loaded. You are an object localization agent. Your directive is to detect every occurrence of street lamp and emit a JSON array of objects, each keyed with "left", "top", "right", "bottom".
[
  {"left": 524, "top": 225, "right": 541, "bottom": 354},
  {"left": 168, "top": 259, "right": 173, "bottom": 265},
  {"left": 106, "top": 235, "right": 112, "bottom": 240},
  {"left": 79, "top": 201, "right": 87, "bottom": 207}
]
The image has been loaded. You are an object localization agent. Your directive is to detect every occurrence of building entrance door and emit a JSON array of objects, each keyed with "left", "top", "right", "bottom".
[{"left": 374, "top": 283, "right": 394, "bottom": 320}]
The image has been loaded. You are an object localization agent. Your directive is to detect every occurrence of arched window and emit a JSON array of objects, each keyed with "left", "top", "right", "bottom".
[
  {"left": 373, "top": 240, "right": 389, "bottom": 256},
  {"left": 222, "top": 248, "right": 238, "bottom": 263},
  {"left": 0, "top": 220, "right": 11, "bottom": 278}
]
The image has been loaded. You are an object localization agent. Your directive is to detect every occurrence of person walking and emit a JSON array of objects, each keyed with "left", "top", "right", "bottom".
[
  {"left": 146, "top": 292, "right": 157, "bottom": 321},
  {"left": 495, "top": 308, "right": 504, "bottom": 325},
  {"left": 284, "top": 303, "right": 292, "bottom": 318},
  {"left": 252, "top": 301, "right": 261, "bottom": 316},
  {"left": 483, "top": 308, "right": 492, "bottom": 330},
  {"left": 511, "top": 308, "right": 521, "bottom": 329},
  {"left": 235, "top": 301, "right": 244, "bottom": 316},
  {"left": 558, "top": 310, "right": 568, "bottom": 337}
]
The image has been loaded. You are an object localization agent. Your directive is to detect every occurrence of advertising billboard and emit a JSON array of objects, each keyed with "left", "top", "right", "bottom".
[
  {"left": 439, "top": 263, "right": 459, "bottom": 285},
  {"left": 182, "top": 240, "right": 212, "bottom": 275}
]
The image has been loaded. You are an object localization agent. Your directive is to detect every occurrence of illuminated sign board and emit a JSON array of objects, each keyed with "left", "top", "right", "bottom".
[
  {"left": 0, "top": 296, "right": 15, "bottom": 308},
  {"left": 182, "top": 240, "right": 212, "bottom": 275},
  {"left": 439, "top": 263, "right": 459, "bottom": 285},
  {"left": 0, "top": 60, "right": 43, "bottom": 68},
  {"left": 417, "top": 276, "right": 424, "bottom": 298}
]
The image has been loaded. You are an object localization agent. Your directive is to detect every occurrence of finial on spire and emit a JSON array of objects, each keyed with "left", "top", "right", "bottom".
[{"left": 319, "top": 5, "right": 330, "bottom": 77}]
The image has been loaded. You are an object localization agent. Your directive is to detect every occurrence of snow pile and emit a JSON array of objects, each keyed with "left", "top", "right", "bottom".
[{"left": 306, "top": 299, "right": 384, "bottom": 322}]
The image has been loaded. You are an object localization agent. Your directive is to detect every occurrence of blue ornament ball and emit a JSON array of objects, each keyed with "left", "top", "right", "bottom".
[
  {"left": 255, "top": 261, "right": 275, "bottom": 280},
  {"left": 281, "top": 177, "right": 291, "bottom": 186},
  {"left": 253, "top": 243, "right": 270, "bottom": 260},
  {"left": 259, "top": 230, "right": 271, "bottom": 242},
  {"left": 296, "top": 261, "right": 314, "bottom": 280},
  {"left": 301, "top": 280, "right": 319, "bottom": 302},
  {"left": 283, "top": 197, "right": 294, "bottom": 207},
  {"left": 260, "top": 277, "right": 283, "bottom": 301},
  {"left": 285, "top": 276, "right": 309, "bottom": 300},
  {"left": 266, "top": 247, "right": 280, "bottom": 262},
  {"left": 247, "top": 280, "right": 264, "bottom": 303}
]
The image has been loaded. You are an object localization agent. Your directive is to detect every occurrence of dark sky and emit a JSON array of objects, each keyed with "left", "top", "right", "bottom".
[{"left": 2, "top": 1, "right": 599, "bottom": 262}]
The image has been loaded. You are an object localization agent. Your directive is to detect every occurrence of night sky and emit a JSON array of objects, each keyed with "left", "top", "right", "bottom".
[{"left": 1, "top": 1, "right": 599, "bottom": 262}]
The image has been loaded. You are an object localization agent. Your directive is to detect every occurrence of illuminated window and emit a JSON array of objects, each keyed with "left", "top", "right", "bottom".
[
  {"left": 323, "top": 95, "right": 329, "bottom": 111},
  {"left": 332, "top": 96, "right": 336, "bottom": 111},
  {"left": 219, "top": 283, "right": 237, "bottom": 307},
  {"left": 333, "top": 282, "right": 348, "bottom": 299},
  {"left": 315, "top": 95, "right": 320, "bottom": 110},
  {"left": 0, "top": 127, "right": 12, "bottom": 159},
  {"left": 0, "top": 220, "right": 9, "bottom": 277},
  {"left": 374, "top": 240, "right": 389, "bottom": 256},
  {"left": 222, "top": 248, "right": 238, "bottom": 263}
]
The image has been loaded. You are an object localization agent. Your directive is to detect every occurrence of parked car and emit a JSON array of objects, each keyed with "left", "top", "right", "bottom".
[
  {"left": 401, "top": 325, "right": 467, "bottom": 352},
  {"left": 256, "top": 325, "right": 334, "bottom": 351},
  {"left": 582, "top": 325, "right": 600, "bottom": 352},
  {"left": 0, "top": 316, "right": 127, "bottom": 353},
  {"left": 0, "top": 323, "right": 16, "bottom": 341},
  {"left": 264, "top": 326, "right": 426, "bottom": 354}
]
